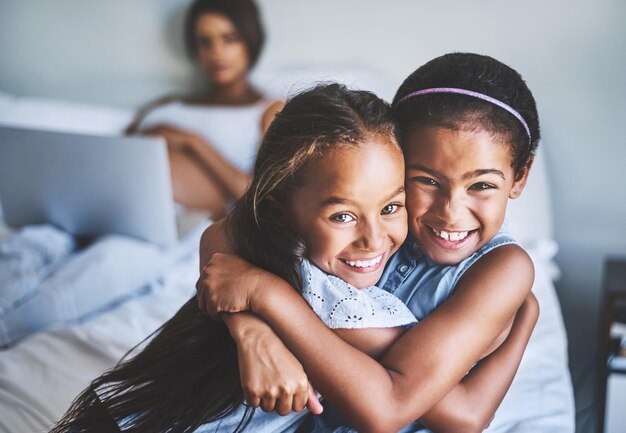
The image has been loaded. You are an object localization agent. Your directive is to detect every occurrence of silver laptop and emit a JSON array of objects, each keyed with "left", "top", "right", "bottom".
[{"left": 0, "top": 126, "right": 179, "bottom": 246}]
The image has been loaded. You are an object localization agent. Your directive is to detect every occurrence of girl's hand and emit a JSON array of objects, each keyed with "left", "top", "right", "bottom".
[
  {"left": 230, "top": 313, "right": 323, "bottom": 415},
  {"left": 197, "top": 253, "right": 271, "bottom": 319}
]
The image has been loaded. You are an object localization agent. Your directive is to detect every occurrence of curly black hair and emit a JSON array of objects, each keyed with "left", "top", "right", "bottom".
[{"left": 392, "top": 53, "right": 540, "bottom": 179}]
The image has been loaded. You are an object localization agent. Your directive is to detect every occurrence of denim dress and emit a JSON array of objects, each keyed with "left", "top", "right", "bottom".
[{"left": 312, "top": 230, "right": 517, "bottom": 433}]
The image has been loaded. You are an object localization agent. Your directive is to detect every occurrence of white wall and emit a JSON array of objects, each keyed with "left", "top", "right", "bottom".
[{"left": 1, "top": 1, "right": 625, "bottom": 431}]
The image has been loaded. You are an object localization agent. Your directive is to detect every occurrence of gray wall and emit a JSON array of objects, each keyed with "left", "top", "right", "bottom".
[{"left": 2, "top": 1, "right": 625, "bottom": 431}]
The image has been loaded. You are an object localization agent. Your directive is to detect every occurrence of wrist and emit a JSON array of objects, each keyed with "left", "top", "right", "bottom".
[
  {"left": 249, "top": 271, "right": 290, "bottom": 315},
  {"left": 222, "top": 312, "right": 262, "bottom": 344},
  {"left": 224, "top": 312, "right": 272, "bottom": 345}
]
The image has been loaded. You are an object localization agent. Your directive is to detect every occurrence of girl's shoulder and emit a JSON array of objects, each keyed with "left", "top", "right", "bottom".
[
  {"left": 454, "top": 230, "right": 527, "bottom": 283},
  {"left": 456, "top": 237, "right": 533, "bottom": 302}
]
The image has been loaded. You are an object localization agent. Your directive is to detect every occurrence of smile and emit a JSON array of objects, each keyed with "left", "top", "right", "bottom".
[
  {"left": 340, "top": 254, "right": 384, "bottom": 269},
  {"left": 430, "top": 227, "right": 474, "bottom": 242}
]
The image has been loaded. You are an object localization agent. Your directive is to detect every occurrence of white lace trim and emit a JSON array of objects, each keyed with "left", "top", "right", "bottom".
[{"left": 300, "top": 260, "right": 417, "bottom": 329}]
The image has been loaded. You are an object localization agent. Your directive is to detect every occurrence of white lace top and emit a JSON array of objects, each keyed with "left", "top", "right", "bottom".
[{"left": 300, "top": 259, "right": 417, "bottom": 330}]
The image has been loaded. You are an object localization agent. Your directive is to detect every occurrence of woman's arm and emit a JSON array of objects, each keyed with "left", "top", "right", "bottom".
[
  {"left": 261, "top": 100, "right": 285, "bottom": 133},
  {"left": 125, "top": 96, "right": 177, "bottom": 134},
  {"left": 142, "top": 125, "right": 251, "bottom": 202},
  {"left": 148, "top": 100, "right": 283, "bottom": 202},
  {"left": 187, "top": 99, "right": 284, "bottom": 200},
  {"left": 202, "top": 245, "right": 534, "bottom": 433}
]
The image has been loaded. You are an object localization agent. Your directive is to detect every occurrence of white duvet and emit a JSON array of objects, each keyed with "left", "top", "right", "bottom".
[{"left": 0, "top": 229, "right": 201, "bottom": 433}]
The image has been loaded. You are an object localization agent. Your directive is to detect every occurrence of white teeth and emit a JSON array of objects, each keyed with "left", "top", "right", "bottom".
[
  {"left": 432, "top": 228, "right": 469, "bottom": 242},
  {"left": 344, "top": 255, "right": 383, "bottom": 268}
]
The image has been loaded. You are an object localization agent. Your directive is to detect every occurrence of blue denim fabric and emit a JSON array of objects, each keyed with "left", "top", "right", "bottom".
[
  {"left": 379, "top": 229, "right": 517, "bottom": 321},
  {"left": 312, "top": 229, "right": 517, "bottom": 433},
  {"left": 193, "top": 405, "right": 309, "bottom": 432}
]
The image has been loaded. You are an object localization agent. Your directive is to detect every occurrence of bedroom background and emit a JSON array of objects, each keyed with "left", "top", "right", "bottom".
[{"left": 0, "top": 0, "right": 625, "bottom": 432}]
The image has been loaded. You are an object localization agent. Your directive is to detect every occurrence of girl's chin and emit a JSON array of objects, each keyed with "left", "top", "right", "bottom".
[
  {"left": 426, "top": 252, "right": 467, "bottom": 266},
  {"left": 339, "top": 269, "right": 383, "bottom": 289},
  {"left": 420, "top": 232, "right": 479, "bottom": 265}
]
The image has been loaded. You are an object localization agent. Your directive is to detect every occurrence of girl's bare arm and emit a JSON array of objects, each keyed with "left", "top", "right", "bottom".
[
  {"left": 328, "top": 291, "right": 537, "bottom": 432},
  {"left": 197, "top": 221, "right": 322, "bottom": 415},
  {"left": 417, "top": 292, "right": 538, "bottom": 432},
  {"left": 202, "top": 242, "right": 534, "bottom": 433}
]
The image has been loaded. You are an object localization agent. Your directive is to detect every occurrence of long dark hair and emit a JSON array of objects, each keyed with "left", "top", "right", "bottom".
[{"left": 50, "top": 83, "right": 397, "bottom": 433}]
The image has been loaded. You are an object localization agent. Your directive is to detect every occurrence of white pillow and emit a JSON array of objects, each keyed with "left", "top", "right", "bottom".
[
  {"left": 504, "top": 145, "right": 555, "bottom": 252},
  {"left": 0, "top": 91, "right": 16, "bottom": 121},
  {"left": 252, "top": 62, "right": 398, "bottom": 102},
  {"left": 0, "top": 94, "right": 134, "bottom": 136}
]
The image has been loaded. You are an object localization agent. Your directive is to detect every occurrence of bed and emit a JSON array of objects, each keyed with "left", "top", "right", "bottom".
[{"left": 0, "top": 73, "right": 575, "bottom": 432}]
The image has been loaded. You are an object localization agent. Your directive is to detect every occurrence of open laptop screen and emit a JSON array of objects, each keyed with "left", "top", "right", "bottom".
[{"left": 0, "top": 126, "right": 178, "bottom": 246}]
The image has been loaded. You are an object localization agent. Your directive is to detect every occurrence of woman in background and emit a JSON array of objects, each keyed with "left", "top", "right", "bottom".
[{"left": 127, "top": 0, "right": 283, "bottom": 218}]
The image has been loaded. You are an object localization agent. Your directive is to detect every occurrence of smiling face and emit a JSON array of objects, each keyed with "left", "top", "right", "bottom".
[
  {"left": 404, "top": 125, "right": 528, "bottom": 265},
  {"left": 194, "top": 13, "right": 250, "bottom": 86},
  {"left": 288, "top": 138, "right": 407, "bottom": 289}
]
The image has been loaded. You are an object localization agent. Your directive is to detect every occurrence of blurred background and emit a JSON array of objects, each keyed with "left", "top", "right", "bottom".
[{"left": 1, "top": 1, "right": 625, "bottom": 431}]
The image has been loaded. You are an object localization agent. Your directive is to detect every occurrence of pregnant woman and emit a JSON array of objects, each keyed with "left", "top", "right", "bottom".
[{"left": 127, "top": 0, "right": 283, "bottom": 218}]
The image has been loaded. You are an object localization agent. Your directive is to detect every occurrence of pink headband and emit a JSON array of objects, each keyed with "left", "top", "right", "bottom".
[{"left": 397, "top": 87, "right": 531, "bottom": 142}]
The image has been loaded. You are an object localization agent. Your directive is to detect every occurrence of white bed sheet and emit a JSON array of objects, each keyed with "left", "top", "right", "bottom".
[
  {"left": 0, "top": 241, "right": 199, "bottom": 433},
  {"left": 486, "top": 250, "right": 575, "bottom": 432}
]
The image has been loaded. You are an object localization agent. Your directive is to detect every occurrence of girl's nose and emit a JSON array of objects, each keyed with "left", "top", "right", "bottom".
[
  {"left": 356, "top": 220, "right": 385, "bottom": 251},
  {"left": 435, "top": 191, "right": 466, "bottom": 223}
]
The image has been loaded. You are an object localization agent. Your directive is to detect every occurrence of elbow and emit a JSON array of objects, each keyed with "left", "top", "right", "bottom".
[
  {"left": 455, "top": 411, "right": 495, "bottom": 433},
  {"left": 351, "top": 406, "right": 411, "bottom": 433},
  {"left": 430, "top": 405, "right": 494, "bottom": 433},
  {"left": 357, "top": 422, "right": 398, "bottom": 433}
]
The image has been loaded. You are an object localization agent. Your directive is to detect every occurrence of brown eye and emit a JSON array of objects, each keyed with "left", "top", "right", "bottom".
[
  {"left": 470, "top": 182, "right": 495, "bottom": 191},
  {"left": 411, "top": 176, "right": 438, "bottom": 187},
  {"left": 381, "top": 204, "right": 399, "bottom": 215},
  {"left": 330, "top": 213, "right": 355, "bottom": 223}
]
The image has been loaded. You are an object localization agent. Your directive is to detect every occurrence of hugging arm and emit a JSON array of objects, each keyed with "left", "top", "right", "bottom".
[
  {"left": 197, "top": 221, "right": 322, "bottom": 416},
  {"left": 328, "top": 291, "right": 538, "bottom": 432},
  {"left": 417, "top": 292, "right": 538, "bottom": 432},
  {"left": 200, "top": 240, "right": 535, "bottom": 433}
]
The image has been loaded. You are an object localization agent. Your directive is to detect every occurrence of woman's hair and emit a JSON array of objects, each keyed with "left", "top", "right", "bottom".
[
  {"left": 50, "top": 83, "right": 396, "bottom": 433},
  {"left": 392, "top": 52, "right": 540, "bottom": 179},
  {"left": 184, "top": 0, "right": 265, "bottom": 69}
]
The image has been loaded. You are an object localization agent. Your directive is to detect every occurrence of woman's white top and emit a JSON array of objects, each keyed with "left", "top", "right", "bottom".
[
  {"left": 138, "top": 100, "right": 272, "bottom": 172},
  {"left": 300, "top": 259, "right": 417, "bottom": 330}
]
